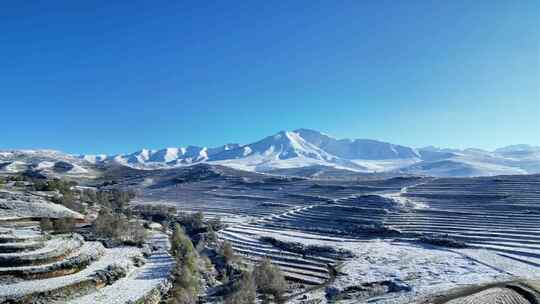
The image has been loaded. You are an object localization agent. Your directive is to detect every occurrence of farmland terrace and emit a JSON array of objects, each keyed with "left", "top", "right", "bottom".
[
  {"left": 127, "top": 164, "right": 426, "bottom": 223},
  {"left": 389, "top": 174, "right": 540, "bottom": 269},
  {"left": 121, "top": 165, "right": 540, "bottom": 301},
  {"left": 0, "top": 220, "right": 173, "bottom": 304}
]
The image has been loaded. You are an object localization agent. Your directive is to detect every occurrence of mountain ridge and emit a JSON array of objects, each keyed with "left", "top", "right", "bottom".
[{"left": 1, "top": 129, "right": 539, "bottom": 177}]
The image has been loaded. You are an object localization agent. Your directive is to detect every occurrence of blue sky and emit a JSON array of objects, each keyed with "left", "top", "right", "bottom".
[{"left": 1, "top": 1, "right": 538, "bottom": 154}]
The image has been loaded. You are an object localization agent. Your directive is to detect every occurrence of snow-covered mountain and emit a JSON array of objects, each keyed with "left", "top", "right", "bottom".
[
  {"left": 82, "top": 129, "right": 421, "bottom": 172},
  {"left": 107, "top": 144, "right": 242, "bottom": 167},
  {"left": 294, "top": 128, "right": 420, "bottom": 160},
  {"left": 74, "top": 131, "right": 540, "bottom": 176},
  {"left": 2, "top": 130, "right": 540, "bottom": 177},
  {"left": 0, "top": 150, "right": 94, "bottom": 177}
]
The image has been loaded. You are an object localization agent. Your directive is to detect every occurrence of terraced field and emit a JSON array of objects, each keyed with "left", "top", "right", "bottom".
[
  {"left": 218, "top": 227, "right": 337, "bottom": 285},
  {"left": 222, "top": 175, "right": 540, "bottom": 286},
  {"left": 387, "top": 174, "right": 540, "bottom": 269},
  {"left": 216, "top": 194, "right": 408, "bottom": 286},
  {"left": 130, "top": 166, "right": 425, "bottom": 286},
  {"left": 0, "top": 221, "right": 174, "bottom": 304},
  {"left": 446, "top": 287, "right": 531, "bottom": 304},
  {"left": 124, "top": 165, "right": 540, "bottom": 301},
  {"left": 419, "top": 281, "right": 540, "bottom": 304},
  {"left": 132, "top": 165, "right": 425, "bottom": 224}
]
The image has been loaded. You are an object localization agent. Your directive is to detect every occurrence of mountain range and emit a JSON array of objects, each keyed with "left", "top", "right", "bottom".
[{"left": 1, "top": 129, "right": 540, "bottom": 177}]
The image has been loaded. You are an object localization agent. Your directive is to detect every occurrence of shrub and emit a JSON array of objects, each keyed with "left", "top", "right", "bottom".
[
  {"left": 134, "top": 204, "right": 177, "bottom": 223},
  {"left": 201, "top": 255, "right": 213, "bottom": 272},
  {"left": 220, "top": 241, "right": 236, "bottom": 265},
  {"left": 93, "top": 208, "right": 146, "bottom": 246},
  {"left": 259, "top": 236, "right": 354, "bottom": 259},
  {"left": 126, "top": 221, "right": 147, "bottom": 246},
  {"left": 14, "top": 181, "right": 25, "bottom": 187},
  {"left": 419, "top": 234, "right": 467, "bottom": 248},
  {"left": 53, "top": 218, "right": 77, "bottom": 233},
  {"left": 39, "top": 218, "right": 54, "bottom": 232},
  {"left": 51, "top": 192, "right": 86, "bottom": 214},
  {"left": 93, "top": 209, "right": 117, "bottom": 238},
  {"left": 7, "top": 175, "right": 25, "bottom": 182},
  {"left": 111, "top": 189, "right": 135, "bottom": 207},
  {"left": 169, "top": 223, "right": 201, "bottom": 304},
  {"left": 171, "top": 225, "right": 194, "bottom": 262},
  {"left": 169, "top": 287, "right": 197, "bottom": 304},
  {"left": 208, "top": 216, "right": 225, "bottom": 231},
  {"left": 225, "top": 270, "right": 257, "bottom": 304},
  {"left": 172, "top": 263, "right": 200, "bottom": 294},
  {"left": 206, "top": 225, "right": 218, "bottom": 245},
  {"left": 35, "top": 179, "right": 77, "bottom": 194},
  {"left": 253, "top": 258, "right": 287, "bottom": 303},
  {"left": 80, "top": 188, "right": 97, "bottom": 203},
  {"left": 32, "top": 180, "right": 50, "bottom": 192},
  {"left": 177, "top": 212, "right": 205, "bottom": 235},
  {"left": 86, "top": 189, "right": 136, "bottom": 212}
]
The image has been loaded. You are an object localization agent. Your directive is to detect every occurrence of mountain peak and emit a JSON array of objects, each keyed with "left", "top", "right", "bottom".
[{"left": 13, "top": 129, "right": 534, "bottom": 177}]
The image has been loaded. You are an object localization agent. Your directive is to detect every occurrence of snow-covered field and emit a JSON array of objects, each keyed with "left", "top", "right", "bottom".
[
  {"left": 68, "top": 234, "right": 174, "bottom": 304},
  {"left": 0, "top": 245, "right": 140, "bottom": 299},
  {"left": 219, "top": 214, "right": 518, "bottom": 303},
  {"left": 327, "top": 240, "right": 509, "bottom": 303},
  {"left": 0, "top": 222, "right": 174, "bottom": 304},
  {"left": 0, "top": 190, "right": 83, "bottom": 220},
  {"left": 277, "top": 235, "right": 538, "bottom": 304},
  {"left": 351, "top": 158, "right": 421, "bottom": 172}
]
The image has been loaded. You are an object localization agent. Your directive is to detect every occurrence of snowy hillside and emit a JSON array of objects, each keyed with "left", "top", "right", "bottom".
[
  {"left": 0, "top": 150, "right": 96, "bottom": 178},
  {"left": 82, "top": 129, "right": 421, "bottom": 173},
  {"left": 294, "top": 128, "right": 420, "bottom": 159},
  {"left": 1, "top": 130, "right": 539, "bottom": 177}
]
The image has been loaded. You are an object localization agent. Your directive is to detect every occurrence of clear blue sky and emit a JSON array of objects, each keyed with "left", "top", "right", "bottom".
[{"left": 1, "top": 1, "right": 538, "bottom": 154}]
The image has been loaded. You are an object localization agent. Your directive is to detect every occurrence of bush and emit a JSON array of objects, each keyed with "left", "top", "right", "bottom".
[
  {"left": 220, "top": 241, "right": 236, "bottom": 265},
  {"left": 53, "top": 218, "right": 77, "bottom": 233},
  {"left": 34, "top": 179, "right": 77, "bottom": 194},
  {"left": 84, "top": 188, "right": 135, "bottom": 212},
  {"left": 177, "top": 212, "right": 205, "bottom": 235},
  {"left": 126, "top": 221, "right": 147, "bottom": 246},
  {"left": 206, "top": 225, "right": 218, "bottom": 245},
  {"left": 7, "top": 175, "right": 25, "bottom": 182},
  {"left": 39, "top": 218, "right": 54, "bottom": 232},
  {"left": 225, "top": 270, "right": 257, "bottom": 304},
  {"left": 208, "top": 216, "right": 225, "bottom": 231},
  {"left": 80, "top": 188, "right": 97, "bottom": 203},
  {"left": 169, "top": 287, "right": 197, "bottom": 304},
  {"left": 14, "top": 181, "right": 25, "bottom": 187},
  {"left": 51, "top": 192, "right": 86, "bottom": 214},
  {"left": 169, "top": 223, "right": 201, "bottom": 304},
  {"left": 171, "top": 224, "right": 196, "bottom": 265},
  {"left": 419, "top": 234, "right": 467, "bottom": 248},
  {"left": 259, "top": 236, "right": 354, "bottom": 259},
  {"left": 134, "top": 204, "right": 177, "bottom": 223},
  {"left": 93, "top": 208, "right": 147, "bottom": 246},
  {"left": 253, "top": 258, "right": 287, "bottom": 303}
]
